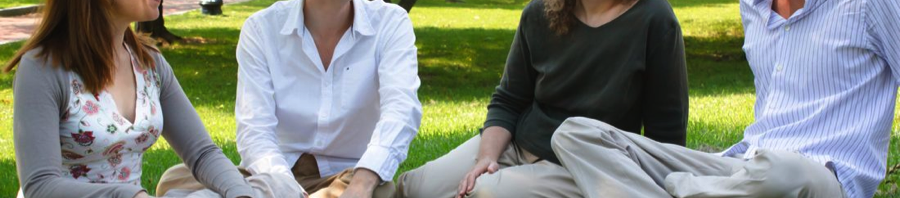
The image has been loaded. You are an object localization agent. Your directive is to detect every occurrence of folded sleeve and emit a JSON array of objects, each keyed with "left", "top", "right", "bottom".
[
  {"left": 482, "top": 11, "right": 537, "bottom": 138},
  {"left": 641, "top": 24, "right": 688, "bottom": 146},
  {"left": 355, "top": 9, "right": 423, "bottom": 182},
  {"left": 234, "top": 17, "right": 295, "bottom": 178}
]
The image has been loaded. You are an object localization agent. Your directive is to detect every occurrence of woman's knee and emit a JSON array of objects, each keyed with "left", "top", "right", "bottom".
[
  {"left": 750, "top": 150, "right": 841, "bottom": 197},
  {"left": 395, "top": 141, "right": 478, "bottom": 198},
  {"left": 552, "top": 117, "right": 621, "bottom": 150},
  {"left": 394, "top": 167, "right": 423, "bottom": 198}
]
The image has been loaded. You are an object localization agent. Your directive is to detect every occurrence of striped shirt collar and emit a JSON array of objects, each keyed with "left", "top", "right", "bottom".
[{"left": 747, "top": 0, "right": 829, "bottom": 31}]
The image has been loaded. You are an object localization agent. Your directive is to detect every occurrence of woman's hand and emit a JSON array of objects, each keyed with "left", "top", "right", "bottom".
[
  {"left": 456, "top": 157, "right": 500, "bottom": 198},
  {"left": 454, "top": 126, "right": 512, "bottom": 198}
]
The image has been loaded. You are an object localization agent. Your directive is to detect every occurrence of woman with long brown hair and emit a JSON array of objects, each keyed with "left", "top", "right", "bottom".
[
  {"left": 395, "top": 0, "right": 687, "bottom": 197},
  {"left": 6, "top": 0, "right": 254, "bottom": 197}
]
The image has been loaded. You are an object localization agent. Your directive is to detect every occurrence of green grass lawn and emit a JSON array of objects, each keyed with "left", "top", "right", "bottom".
[
  {"left": 0, "top": 0, "right": 898, "bottom": 197},
  {"left": 0, "top": 0, "right": 39, "bottom": 9}
]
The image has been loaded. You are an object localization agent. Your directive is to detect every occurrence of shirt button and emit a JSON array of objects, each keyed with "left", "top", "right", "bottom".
[
  {"left": 776, "top": 63, "right": 784, "bottom": 72},
  {"left": 316, "top": 140, "right": 324, "bottom": 147},
  {"left": 785, "top": 25, "right": 791, "bottom": 31}
]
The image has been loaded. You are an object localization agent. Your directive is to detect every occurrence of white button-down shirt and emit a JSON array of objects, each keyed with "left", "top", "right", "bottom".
[
  {"left": 234, "top": 0, "right": 422, "bottom": 182},
  {"left": 724, "top": 0, "right": 900, "bottom": 197}
]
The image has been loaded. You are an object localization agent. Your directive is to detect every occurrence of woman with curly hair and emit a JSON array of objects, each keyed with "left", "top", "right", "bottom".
[{"left": 394, "top": 0, "right": 687, "bottom": 197}]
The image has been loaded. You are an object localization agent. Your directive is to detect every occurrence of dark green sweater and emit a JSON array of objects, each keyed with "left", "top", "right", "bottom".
[{"left": 483, "top": 0, "right": 688, "bottom": 164}]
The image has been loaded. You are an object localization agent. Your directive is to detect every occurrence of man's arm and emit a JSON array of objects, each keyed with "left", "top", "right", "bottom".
[
  {"left": 347, "top": 7, "right": 423, "bottom": 196},
  {"left": 235, "top": 17, "right": 293, "bottom": 178},
  {"left": 868, "top": 0, "right": 900, "bottom": 81}
]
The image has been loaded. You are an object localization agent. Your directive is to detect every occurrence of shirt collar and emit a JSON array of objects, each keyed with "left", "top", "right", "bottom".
[
  {"left": 279, "top": 0, "right": 375, "bottom": 37},
  {"left": 751, "top": 0, "right": 826, "bottom": 13}
]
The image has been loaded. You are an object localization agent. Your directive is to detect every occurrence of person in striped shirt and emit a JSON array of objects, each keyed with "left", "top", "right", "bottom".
[{"left": 512, "top": 0, "right": 899, "bottom": 197}]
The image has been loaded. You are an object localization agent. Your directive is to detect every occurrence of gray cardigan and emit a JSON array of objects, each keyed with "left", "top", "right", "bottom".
[{"left": 12, "top": 48, "right": 254, "bottom": 198}]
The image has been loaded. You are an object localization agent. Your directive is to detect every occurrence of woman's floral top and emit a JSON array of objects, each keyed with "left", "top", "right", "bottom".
[{"left": 58, "top": 46, "right": 162, "bottom": 185}]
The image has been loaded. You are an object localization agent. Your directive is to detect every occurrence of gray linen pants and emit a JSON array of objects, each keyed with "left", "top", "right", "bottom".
[
  {"left": 552, "top": 117, "right": 846, "bottom": 198},
  {"left": 396, "top": 135, "right": 582, "bottom": 198},
  {"left": 397, "top": 117, "right": 846, "bottom": 198}
]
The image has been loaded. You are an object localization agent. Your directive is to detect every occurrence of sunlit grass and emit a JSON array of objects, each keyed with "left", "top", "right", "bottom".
[{"left": 0, "top": 0, "right": 39, "bottom": 9}]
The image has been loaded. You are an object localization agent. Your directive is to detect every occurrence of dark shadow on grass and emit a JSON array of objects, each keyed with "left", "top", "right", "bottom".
[
  {"left": 0, "top": 157, "right": 20, "bottom": 197},
  {"left": 412, "top": 0, "right": 529, "bottom": 10},
  {"left": 411, "top": 0, "right": 737, "bottom": 10},
  {"left": 414, "top": 27, "right": 515, "bottom": 103},
  {"left": 152, "top": 27, "right": 243, "bottom": 110},
  {"left": 683, "top": 35, "right": 755, "bottom": 97},
  {"left": 414, "top": 26, "right": 755, "bottom": 102},
  {"left": 0, "top": 26, "right": 755, "bottom": 108},
  {"left": 669, "top": 0, "right": 737, "bottom": 9}
]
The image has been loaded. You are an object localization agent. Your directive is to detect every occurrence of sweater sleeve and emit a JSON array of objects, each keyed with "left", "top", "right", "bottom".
[
  {"left": 153, "top": 52, "right": 255, "bottom": 198},
  {"left": 483, "top": 8, "right": 537, "bottom": 137},
  {"left": 641, "top": 23, "right": 688, "bottom": 146},
  {"left": 14, "top": 50, "right": 146, "bottom": 198}
]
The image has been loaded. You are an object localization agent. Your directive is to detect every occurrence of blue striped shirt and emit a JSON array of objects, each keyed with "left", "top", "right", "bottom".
[{"left": 723, "top": 0, "right": 900, "bottom": 197}]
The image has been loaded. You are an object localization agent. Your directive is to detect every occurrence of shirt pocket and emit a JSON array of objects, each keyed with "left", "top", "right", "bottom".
[{"left": 341, "top": 60, "right": 378, "bottom": 110}]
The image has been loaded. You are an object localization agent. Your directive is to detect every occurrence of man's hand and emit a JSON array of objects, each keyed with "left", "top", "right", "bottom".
[
  {"left": 456, "top": 157, "right": 500, "bottom": 198},
  {"left": 339, "top": 168, "right": 380, "bottom": 198}
]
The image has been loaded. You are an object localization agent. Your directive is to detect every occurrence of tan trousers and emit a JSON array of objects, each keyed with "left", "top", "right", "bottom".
[
  {"left": 157, "top": 154, "right": 395, "bottom": 198},
  {"left": 396, "top": 135, "right": 582, "bottom": 198},
  {"left": 162, "top": 172, "right": 304, "bottom": 198},
  {"left": 551, "top": 117, "right": 846, "bottom": 198}
]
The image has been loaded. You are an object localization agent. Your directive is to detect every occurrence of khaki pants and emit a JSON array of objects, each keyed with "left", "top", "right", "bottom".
[
  {"left": 551, "top": 117, "right": 846, "bottom": 198},
  {"left": 396, "top": 135, "right": 582, "bottom": 198},
  {"left": 157, "top": 154, "right": 395, "bottom": 198},
  {"left": 397, "top": 117, "right": 846, "bottom": 198}
]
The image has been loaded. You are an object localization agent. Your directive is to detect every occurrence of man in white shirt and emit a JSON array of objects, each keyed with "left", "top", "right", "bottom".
[
  {"left": 156, "top": 0, "right": 421, "bottom": 197},
  {"left": 235, "top": 0, "right": 421, "bottom": 197}
]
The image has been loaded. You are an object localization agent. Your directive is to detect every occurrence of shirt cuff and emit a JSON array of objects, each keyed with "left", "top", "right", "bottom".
[
  {"left": 355, "top": 145, "right": 399, "bottom": 182},
  {"left": 244, "top": 155, "right": 294, "bottom": 178}
]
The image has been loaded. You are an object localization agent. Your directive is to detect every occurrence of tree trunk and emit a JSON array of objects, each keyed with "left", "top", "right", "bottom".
[
  {"left": 397, "top": 0, "right": 417, "bottom": 12},
  {"left": 375, "top": 0, "right": 416, "bottom": 13},
  {"left": 136, "top": 0, "right": 183, "bottom": 44}
]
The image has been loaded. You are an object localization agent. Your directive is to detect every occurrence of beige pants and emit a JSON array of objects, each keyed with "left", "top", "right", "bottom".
[
  {"left": 157, "top": 154, "right": 395, "bottom": 198},
  {"left": 551, "top": 117, "right": 846, "bottom": 198},
  {"left": 161, "top": 172, "right": 304, "bottom": 198},
  {"left": 396, "top": 135, "right": 582, "bottom": 198},
  {"left": 398, "top": 117, "right": 846, "bottom": 198}
]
